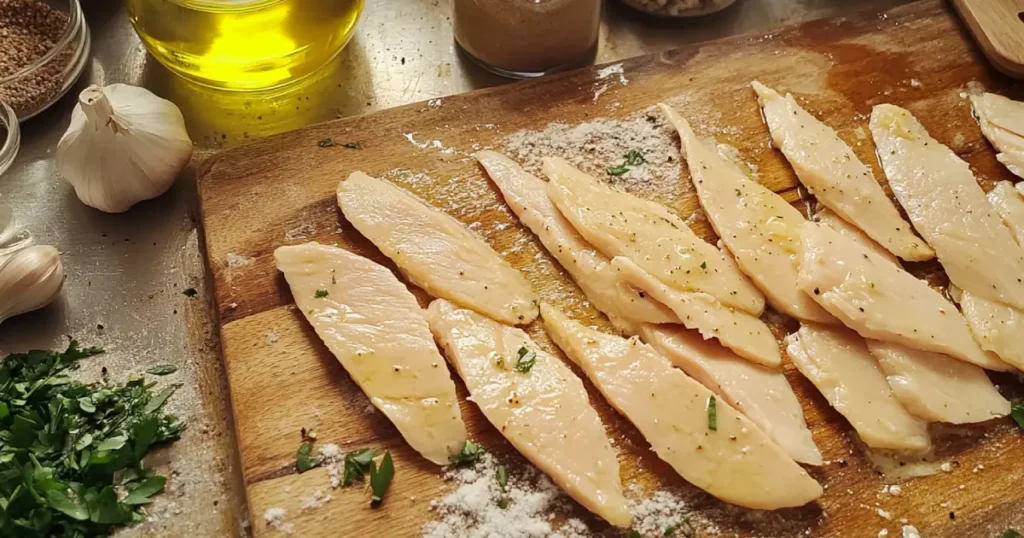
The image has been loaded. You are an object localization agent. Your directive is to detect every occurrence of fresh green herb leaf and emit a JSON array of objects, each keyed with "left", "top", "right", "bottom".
[
  {"left": 735, "top": 188, "right": 742, "bottom": 197},
  {"left": 182, "top": 288, "right": 198, "bottom": 297},
  {"left": 123, "top": 476, "right": 167, "bottom": 505},
  {"left": 496, "top": 498, "right": 509, "bottom": 509},
  {"left": 369, "top": 451, "right": 394, "bottom": 507},
  {"left": 342, "top": 141, "right": 363, "bottom": 149},
  {"left": 1003, "top": 531, "right": 1022, "bottom": 538},
  {"left": 496, "top": 465, "right": 508, "bottom": 488},
  {"left": 146, "top": 364, "right": 178, "bottom": 376},
  {"left": 700, "top": 261, "right": 707, "bottom": 270},
  {"left": 47, "top": 489, "right": 90, "bottom": 520},
  {"left": 144, "top": 383, "right": 181, "bottom": 414},
  {"left": 318, "top": 138, "right": 335, "bottom": 147},
  {"left": 607, "top": 164, "right": 630, "bottom": 176},
  {"left": 624, "top": 150, "right": 645, "bottom": 166},
  {"left": 664, "top": 525, "right": 676, "bottom": 536},
  {"left": 629, "top": 531, "right": 642, "bottom": 538},
  {"left": 342, "top": 448, "right": 379, "bottom": 486},
  {"left": 1011, "top": 402, "right": 1024, "bottom": 432},
  {"left": 315, "top": 289, "right": 329, "bottom": 298},
  {"left": 449, "top": 440, "right": 485, "bottom": 465},
  {"left": 296, "top": 442, "right": 319, "bottom": 473},
  {"left": 707, "top": 395, "right": 717, "bottom": 431},
  {"left": 515, "top": 346, "right": 537, "bottom": 373}
]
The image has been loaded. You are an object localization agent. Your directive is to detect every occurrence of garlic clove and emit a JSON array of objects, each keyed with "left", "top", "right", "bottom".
[
  {"left": 56, "top": 84, "right": 194, "bottom": 213},
  {"left": 0, "top": 245, "right": 64, "bottom": 324},
  {"left": 0, "top": 197, "right": 32, "bottom": 257}
]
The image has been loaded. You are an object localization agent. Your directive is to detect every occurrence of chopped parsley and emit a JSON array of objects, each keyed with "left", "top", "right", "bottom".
[
  {"left": 145, "top": 364, "right": 178, "bottom": 376},
  {"left": 607, "top": 150, "right": 646, "bottom": 177},
  {"left": 707, "top": 395, "right": 718, "bottom": 431},
  {"left": 342, "top": 448, "right": 379, "bottom": 486},
  {"left": 182, "top": 287, "right": 198, "bottom": 297},
  {"left": 314, "top": 289, "right": 329, "bottom": 298},
  {"left": 449, "top": 440, "right": 485, "bottom": 465},
  {"left": 496, "top": 465, "right": 508, "bottom": 488},
  {"left": 699, "top": 261, "right": 707, "bottom": 270},
  {"left": 1003, "top": 531, "right": 1022, "bottom": 538},
  {"left": 369, "top": 451, "right": 394, "bottom": 507},
  {"left": 1012, "top": 402, "right": 1024, "bottom": 432},
  {"left": 318, "top": 138, "right": 335, "bottom": 147},
  {"left": 296, "top": 442, "right": 319, "bottom": 473},
  {"left": 0, "top": 340, "right": 181, "bottom": 537},
  {"left": 514, "top": 346, "right": 537, "bottom": 373},
  {"left": 629, "top": 531, "right": 642, "bottom": 538},
  {"left": 342, "top": 141, "right": 363, "bottom": 149}
]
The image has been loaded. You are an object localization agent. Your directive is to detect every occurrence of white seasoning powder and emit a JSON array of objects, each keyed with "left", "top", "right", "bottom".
[
  {"left": 263, "top": 507, "right": 293, "bottom": 534},
  {"left": 902, "top": 525, "right": 920, "bottom": 538}
]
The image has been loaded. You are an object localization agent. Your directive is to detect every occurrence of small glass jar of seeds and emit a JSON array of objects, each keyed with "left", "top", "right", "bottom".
[{"left": 0, "top": 0, "right": 91, "bottom": 121}]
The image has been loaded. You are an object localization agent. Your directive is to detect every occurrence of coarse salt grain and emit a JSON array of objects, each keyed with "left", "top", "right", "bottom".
[
  {"left": 263, "top": 507, "right": 293, "bottom": 534},
  {"left": 902, "top": 525, "right": 920, "bottom": 538},
  {"left": 940, "top": 462, "right": 953, "bottom": 473}
]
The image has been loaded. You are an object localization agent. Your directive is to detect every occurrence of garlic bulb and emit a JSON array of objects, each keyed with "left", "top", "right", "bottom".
[
  {"left": 0, "top": 246, "right": 64, "bottom": 325},
  {"left": 56, "top": 84, "right": 193, "bottom": 213}
]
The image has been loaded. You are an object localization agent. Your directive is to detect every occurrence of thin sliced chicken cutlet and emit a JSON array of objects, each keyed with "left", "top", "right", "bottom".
[
  {"left": 274, "top": 243, "right": 467, "bottom": 465},
  {"left": 813, "top": 211, "right": 1013, "bottom": 422},
  {"left": 425, "top": 299, "right": 631, "bottom": 528},
  {"left": 611, "top": 256, "right": 782, "bottom": 368},
  {"left": 543, "top": 157, "right": 765, "bottom": 315},
  {"left": 970, "top": 92, "right": 1024, "bottom": 179},
  {"left": 337, "top": 171, "right": 538, "bottom": 325},
  {"left": 988, "top": 181, "right": 1024, "bottom": 245},
  {"left": 785, "top": 324, "right": 930, "bottom": 451},
  {"left": 542, "top": 304, "right": 823, "bottom": 510},
  {"left": 814, "top": 209, "right": 896, "bottom": 262},
  {"left": 659, "top": 103, "right": 835, "bottom": 324},
  {"left": 797, "top": 222, "right": 1010, "bottom": 371},
  {"left": 475, "top": 150, "right": 677, "bottom": 325},
  {"left": 867, "top": 340, "right": 1010, "bottom": 424},
  {"left": 618, "top": 320, "right": 822, "bottom": 466},
  {"left": 871, "top": 104, "right": 1024, "bottom": 311},
  {"left": 752, "top": 82, "right": 933, "bottom": 262},
  {"left": 948, "top": 286, "right": 1024, "bottom": 372}
]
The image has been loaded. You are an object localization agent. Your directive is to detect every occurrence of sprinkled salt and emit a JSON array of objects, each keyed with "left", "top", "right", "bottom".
[
  {"left": 263, "top": 507, "right": 293, "bottom": 534},
  {"left": 265, "top": 330, "right": 279, "bottom": 344},
  {"left": 902, "top": 525, "right": 920, "bottom": 538},
  {"left": 940, "top": 462, "right": 953, "bottom": 473}
]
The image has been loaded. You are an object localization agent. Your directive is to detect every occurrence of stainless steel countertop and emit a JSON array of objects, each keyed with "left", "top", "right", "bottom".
[{"left": 0, "top": 0, "right": 907, "bottom": 535}]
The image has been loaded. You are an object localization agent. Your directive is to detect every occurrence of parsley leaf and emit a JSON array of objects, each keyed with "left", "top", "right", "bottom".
[
  {"left": 1011, "top": 402, "right": 1024, "bottom": 432},
  {"left": 607, "top": 150, "right": 645, "bottom": 177},
  {"left": 1003, "top": 531, "right": 1022, "bottom": 538},
  {"left": 369, "top": 451, "right": 394, "bottom": 507},
  {"left": 629, "top": 532, "right": 642, "bottom": 538},
  {"left": 699, "top": 261, "right": 707, "bottom": 270},
  {"left": 318, "top": 138, "right": 335, "bottom": 147},
  {"left": 496, "top": 465, "right": 508, "bottom": 488},
  {"left": 296, "top": 442, "right": 319, "bottom": 473},
  {"left": 146, "top": 364, "right": 178, "bottom": 376},
  {"left": 342, "top": 448, "right": 379, "bottom": 486},
  {"left": 449, "top": 440, "right": 485, "bottom": 465},
  {"left": 607, "top": 164, "right": 630, "bottom": 176},
  {"left": 315, "top": 289, "right": 329, "bottom": 298},
  {"left": 515, "top": 346, "right": 537, "bottom": 373},
  {"left": 342, "top": 141, "right": 363, "bottom": 149},
  {"left": 707, "top": 395, "right": 717, "bottom": 431}
]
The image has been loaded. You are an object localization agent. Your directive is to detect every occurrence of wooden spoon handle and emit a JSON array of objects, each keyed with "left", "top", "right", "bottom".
[{"left": 953, "top": 0, "right": 1024, "bottom": 78}]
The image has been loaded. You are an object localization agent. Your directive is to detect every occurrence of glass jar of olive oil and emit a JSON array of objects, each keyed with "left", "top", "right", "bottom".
[{"left": 127, "top": 0, "right": 364, "bottom": 90}]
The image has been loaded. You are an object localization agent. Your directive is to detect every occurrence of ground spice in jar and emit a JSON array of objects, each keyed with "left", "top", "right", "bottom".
[{"left": 0, "top": 0, "right": 72, "bottom": 115}]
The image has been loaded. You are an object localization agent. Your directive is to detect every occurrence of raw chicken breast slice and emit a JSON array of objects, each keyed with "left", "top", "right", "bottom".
[
  {"left": 274, "top": 243, "right": 467, "bottom": 464},
  {"left": 659, "top": 103, "right": 835, "bottom": 324},
  {"left": 867, "top": 340, "right": 1010, "bottom": 424},
  {"left": 988, "top": 181, "right": 1024, "bottom": 246},
  {"left": 337, "top": 171, "right": 538, "bottom": 325},
  {"left": 751, "top": 81, "right": 933, "bottom": 262},
  {"left": 949, "top": 286, "right": 1024, "bottom": 372},
  {"left": 970, "top": 92, "right": 1024, "bottom": 179},
  {"left": 814, "top": 208, "right": 897, "bottom": 264},
  {"left": 425, "top": 299, "right": 631, "bottom": 528},
  {"left": 785, "top": 324, "right": 931, "bottom": 451},
  {"left": 611, "top": 256, "right": 782, "bottom": 368},
  {"left": 542, "top": 304, "right": 823, "bottom": 510},
  {"left": 543, "top": 156, "right": 765, "bottom": 315},
  {"left": 797, "top": 221, "right": 1011, "bottom": 371},
  {"left": 475, "top": 150, "right": 677, "bottom": 325},
  {"left": 871, "top": 104, "right": 1024, "bottom": 310},
  {"left": 632, "top": 322, "right": 822, "bottom": 466}
]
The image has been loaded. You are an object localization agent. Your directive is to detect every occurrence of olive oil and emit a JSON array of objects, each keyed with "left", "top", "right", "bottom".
[{"left": 127, "top": 0, "right": 363, "bottom": 90}]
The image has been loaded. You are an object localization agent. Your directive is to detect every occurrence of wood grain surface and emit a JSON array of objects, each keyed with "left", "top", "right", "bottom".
[
  {"left": 952, "top": 0, "right": 1024, "bottom": 78},
  {"left": 197, "top": 1, "right": 1024, "bottom": 536}
]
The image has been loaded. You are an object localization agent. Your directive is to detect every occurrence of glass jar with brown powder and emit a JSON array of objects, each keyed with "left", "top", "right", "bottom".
[{"left": 454, "top": 0, "right": 601, "bottom": 79}]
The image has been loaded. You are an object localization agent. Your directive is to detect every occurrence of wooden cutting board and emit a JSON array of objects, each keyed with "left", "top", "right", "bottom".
[{"left": 197, "top": 1, "right": 1024, "bottom": 536}]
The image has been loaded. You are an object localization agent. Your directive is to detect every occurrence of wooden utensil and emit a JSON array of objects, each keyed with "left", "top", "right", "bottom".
[
  {"left": 198, "top": 1, "right": 1024, "bottom": 536},
  {"left": 953, "top": 0, "right": 1024, "bottom": 77}
]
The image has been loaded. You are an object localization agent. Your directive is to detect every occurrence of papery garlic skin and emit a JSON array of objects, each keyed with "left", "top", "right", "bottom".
[
  {"left": 57, "top": 84, "right": 193, "bottom": 213},
  {"left": 0, "top": 245, "right": 64, "bottom": 324}
]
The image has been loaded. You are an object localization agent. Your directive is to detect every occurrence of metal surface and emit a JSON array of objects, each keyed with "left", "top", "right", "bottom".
[{"left": 0, "top": 0, "right": 908, "bottom": 535}]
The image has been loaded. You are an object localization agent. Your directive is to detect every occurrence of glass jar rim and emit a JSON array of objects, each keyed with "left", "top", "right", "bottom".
[
  {"left": 0, "top": 103, "right": 21, "bottom": 178},
  {"left": 0, "top": 0, "right": 85, "bottom": 85}
]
